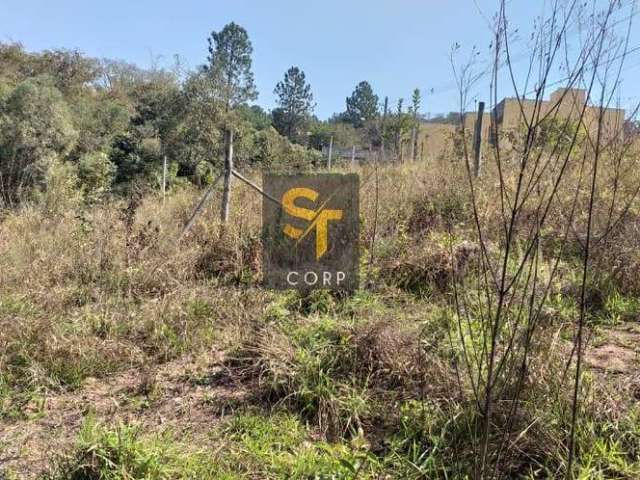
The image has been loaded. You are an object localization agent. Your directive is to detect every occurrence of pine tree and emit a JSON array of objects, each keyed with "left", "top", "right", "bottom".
[
  {"left": 272, "top": 66, "right": 314, "bottom": 142},
  {"left": 206, "top": 22, "right": 257, "bottom": 111},
  {"left": 345, "top": 81, "right": 379, "bottom": 127}
]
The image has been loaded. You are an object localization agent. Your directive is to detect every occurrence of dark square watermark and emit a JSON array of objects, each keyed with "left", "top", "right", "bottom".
[{"left": 262, "top": 173, "right": 359, "bottom": 291}]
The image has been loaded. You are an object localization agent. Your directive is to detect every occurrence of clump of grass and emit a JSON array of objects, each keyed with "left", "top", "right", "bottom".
[
  {"left": 571, "top": 411, "right": 640, "bottom": 479},
  {"left": 45, "top": 416, "right": 222, "bottom": 480},
  {"left": 243, "top": 315, "right": 367, "bottom": 437},
  {"left": 213, "top": 410, "right": 380, "bottom": 478},
  {"left": 231, "top": 292, "right": 458, "bottom": 442},
  {"left": 382, "top": 399, "right": 477, "bottom": 478},
  {"left": 379, "top": 236, "right": 478, "bottom": 295},
  {"left": 407, "top": 188, "right": 469, "bottom": 235},
  {"left": 598, "top": 291, "right": 640, "bottom": 326}
]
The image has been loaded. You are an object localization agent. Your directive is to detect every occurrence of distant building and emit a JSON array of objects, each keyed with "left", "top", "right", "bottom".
[{"left": 417, "top": 88, "right": 625, "bottom": 161}]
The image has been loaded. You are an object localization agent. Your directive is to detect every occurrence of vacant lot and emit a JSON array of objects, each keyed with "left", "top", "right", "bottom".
[{"left": 1, "top": 160, "right": 639, "bottom": 479}]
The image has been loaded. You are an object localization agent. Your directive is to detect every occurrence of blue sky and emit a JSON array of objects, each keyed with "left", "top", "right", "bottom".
[{"left": 1, "top": 0, "right": 639, "bottom": 119}]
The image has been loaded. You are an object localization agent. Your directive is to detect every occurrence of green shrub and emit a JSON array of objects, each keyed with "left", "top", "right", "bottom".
[{"left": 77, "top": 151, "right": 116, "bottom": 202}]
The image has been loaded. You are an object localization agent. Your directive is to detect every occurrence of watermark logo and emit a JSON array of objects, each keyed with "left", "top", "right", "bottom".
[{"left": 263, "top": 173, "right": 359, "bottom": 291}]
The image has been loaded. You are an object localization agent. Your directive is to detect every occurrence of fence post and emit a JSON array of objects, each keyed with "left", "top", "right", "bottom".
[
  {"left": 327, "top": 136, "right": 333, "bottom": 169},
  {"left": 473, "top": 101, "right": 485, "bottom": 178},
  {"left": 410, "top": 126, "right": 416, "bottom": 162},
  {"left": 162, "top": 155, "right": 167, "bottom": 205},
  {"left": 221, "top": 128, "right": 234, "bottom": 223},
  {"left": 351, "top": 145, "right": 356, "bottom": 167}
]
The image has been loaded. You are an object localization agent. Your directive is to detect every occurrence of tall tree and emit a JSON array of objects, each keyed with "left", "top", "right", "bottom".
[
  {"left": 206, "top": 22, "right": 257, "bottom": 223},
  {"left": 345, "top": 81, "right": 379, "bottom": 127},
  {"left": 272, "top": 66, "right": 314, "bottom": 142},
  {"left": 206, "top": 22, "right": 257, "bottom": 110}
]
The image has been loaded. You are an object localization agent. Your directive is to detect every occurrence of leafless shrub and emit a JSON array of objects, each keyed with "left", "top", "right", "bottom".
[{"left": 449, "top": 0, "right": 640, "bottom": 477}]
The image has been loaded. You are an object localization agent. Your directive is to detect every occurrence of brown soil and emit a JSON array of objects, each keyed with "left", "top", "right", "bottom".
[
  {"left": 0, "top": 348, "right": 253, "bottom": 479},
  {"left": 583, "top": 322, "right": 640, "bottom": 415}
]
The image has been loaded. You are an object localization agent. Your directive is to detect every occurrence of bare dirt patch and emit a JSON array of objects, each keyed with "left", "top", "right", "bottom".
[
  {"left": 0, "top": 348, "right": 252, "bottom": 479},
  {"left": 584, "top": 322, "right": 640, "bottom": 415},
  {"left": 585, "top": 323, "right": 640, "bottom": 374}
]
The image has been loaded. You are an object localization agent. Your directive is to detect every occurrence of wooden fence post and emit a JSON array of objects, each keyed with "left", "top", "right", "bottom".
[
  {"left": 473, "top": 101, "right": 485, "bottom": 178},
  {"left": 410, "top": 126, "right": 416, "bottom": 162},
  {"left": 221, "top": 128, "right": 234, "bottom": 223},
  {"left": 351, "top": 145, "right": 356, "bottom": 167},
  {"left": 162, "top": 155, "right": 167, "bottom": 205}
]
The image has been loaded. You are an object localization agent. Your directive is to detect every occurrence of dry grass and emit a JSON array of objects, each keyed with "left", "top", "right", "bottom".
[{"left": 1, "top": 159, "right": 639, "bottom": 478}]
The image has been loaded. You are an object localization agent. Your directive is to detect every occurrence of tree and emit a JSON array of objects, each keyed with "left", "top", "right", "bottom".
[
  {"left": 410, "top": 88, "right": 421, "bottom": 116},
  {"left": 240, "top": 104, "right": 271, "bottom": 130},
  {"left": 35, "top": 48, "right": 100, "bottom": 96},
  {"left": 308, "top": 120, "right": 361, "bottom": 151},
  {"left": 345, "top": 81, "right": 379, "bottom": 127},
  {"left": 386, "top": 98, "right": 413, "bottom": 162},
  {"left": 410, "top": 88, "right": 421, "bottom": 161},
  {"left": 0, "top": 77, "right": 78, "bottom": 206},
  {"left": 167, "top": 70, "right": 224, "bottom": 184},
  {"left": 272, "top": 66, "right": 314, "bottom": 142},
  {"left": 206, "top": 22, "right": 257, "bottom": 223},
  {"left": 206, "top": 22, "right": 257, "bottom": 111}
]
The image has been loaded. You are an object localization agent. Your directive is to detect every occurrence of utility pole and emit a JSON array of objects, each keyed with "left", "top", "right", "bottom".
[
  {"left": 473, "top": 101, "right": 485, "bottom": 178},
  {"left": 327, "top": 136, "right": 333, "bottom": 169},
  {"left": 221, "top": 129, "right": 234, "bottom": 223},
  {"left": 351, "top": 145, "right": 356, "bottom": 167}
]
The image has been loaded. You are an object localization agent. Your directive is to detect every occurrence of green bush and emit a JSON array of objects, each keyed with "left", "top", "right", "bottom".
[{"left": 78, "top": 151, "right": 116, "bottom": 202}]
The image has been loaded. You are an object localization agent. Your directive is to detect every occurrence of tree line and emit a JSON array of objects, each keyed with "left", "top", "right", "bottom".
[{"left": 0, "top": 22, "right": 423, "bottom": 208}]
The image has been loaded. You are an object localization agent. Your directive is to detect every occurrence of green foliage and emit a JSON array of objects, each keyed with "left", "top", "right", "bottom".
[
  {"left": 169, "top": 70, "right": 224, "bottom": 181},
  {"left": 253, "top": 127, "right": 320, "bottom": 171},
  {"left": 308, "top": 120, "right": 362, "bottom": 151},
  {"left": 37, "top": 49, "right": 100, "bottom": 95},
  {"left": 272, "top": 66, "right": 314, "bottom": 143},
  {"left": 239, "top": 104, "right": 271, "bottom": 130},
  {"left": 410, "top": 88, "right": 422, "bottom": 116},
  {"left": 30, "top": 156, "right": 83, "bottom": 212},
  {"left": 0, "top": 76, "right": 78, "bottom": 206},
  {"left": 345, "top": 81, "right": 379, "bottom": 127},
  {"left": 77, "top": 151, "right": 116, "bottom": 202},
  {"left": 70, "top": 95, "right": 131, "bottom": 156},
  {"left": 570, "top": 410, "right": 640, "bottom": 479},
  {"left": 46, "top": 417, "right": 222, "bottom": 480},
  {"left": 597, "top": 291, "right": 640, "bottom": 326},
  {"left": 206, "top": 22, "right": 257, "bottom": 109},
  {"left": 385, "top": 98, "right": 414, "bottom": 152},
  {"left": 109, "top": 132, "right": 162, "bottom": 187},
  {"left": 218, "top": 411, "right": 379, "bottom": 478},
  {"left": 383, "top": 400, "right": 475, "bottom": 478},
  {"left": 0, "top": 38, "right": 323, "bottom": 207}
]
